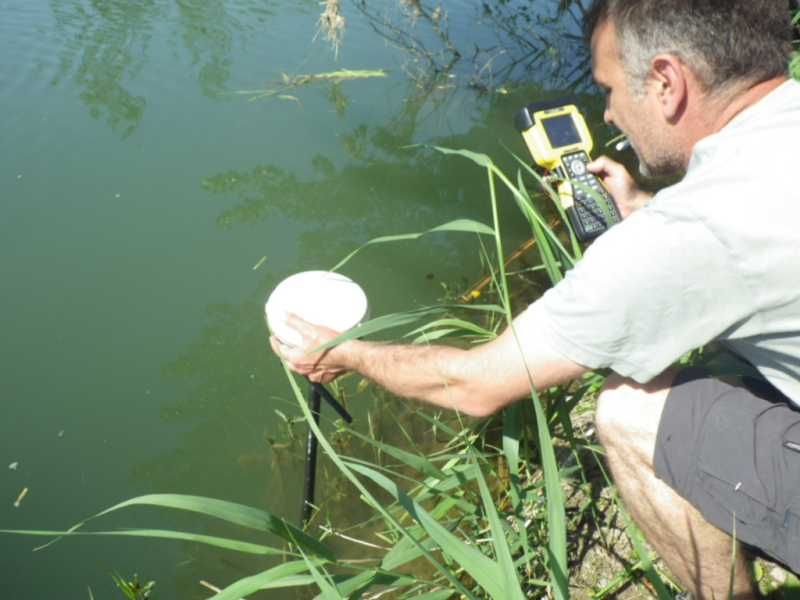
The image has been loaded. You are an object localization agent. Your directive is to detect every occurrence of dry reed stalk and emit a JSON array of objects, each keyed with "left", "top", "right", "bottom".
[{"left": 318, "top": 0, "right": 346, "bottom": 58}]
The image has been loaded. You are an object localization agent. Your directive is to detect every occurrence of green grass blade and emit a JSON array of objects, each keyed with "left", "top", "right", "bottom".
[
  {"left": 408, "top": 328, "right": 461, "bottom": 343},
  {"left": 297, "top": 545, "right": 342, "bottom": 599},
  {"left": 30, "top": 494, "right": 334, "bottom": 560},
  {"left": 405, "top": 318, "right": 495, "bottom": 339},
  {"left": 346, "top": 461, "right": 504, "bottom": 598},
  {"left": 311, "top": 307, "right": 447, "bottom": 352},
  {"left": 500, "top": 401, "right": 532, "bottom": 574},
  {"left": 472, "top": 455, "right": 526, "bottom": 600},
  {"left": 484, "top": 151, "right": 567, "bottom": 598},
  {"left": 344, "top": 430, "right": 447, "bottom": 480},
  {"left": 323, "top": 569, "right": 416, "bottom": 598},
  {"left": 727, "top": 517, "right": 737, "bottom": 600},
  {"left": 331, "top": 219, "right": 494, "bottom": 272},
  {"left": 206, "top": 560, "right": 319, "bottom": 599},
  {"left": 433, "top": 146, "right": 575, "bottom": 264},
  {"left": 618, "top": 509, "right": 671, "bottom": 600},
  {"left": 516, "top": 171, "right": 564, "bottom": 285},
  {"left": 413, "top": 590, "right": 456, "bottom": 600},
  {"left": 509, "top": 151, "right": 582, "bottom": 258},
  {"left": 311, "top": 303, "right": 504, "bottom": 353},
  {"left": 528, "top": 385, "right": 569, "bottom": 600},
  {"left": 412, "top": 410, "right": 460, "bottom": 438},
  {"left": 0, "top": 528, "right": 289, "bottom": 556},
  {"left": 381, "top": 532, "right": 439, "bottom": 571}
]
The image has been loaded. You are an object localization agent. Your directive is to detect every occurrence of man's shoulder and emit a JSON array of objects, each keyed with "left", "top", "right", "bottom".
[{"left": 701, "top": 79, "right": 800, "bottom": 163}]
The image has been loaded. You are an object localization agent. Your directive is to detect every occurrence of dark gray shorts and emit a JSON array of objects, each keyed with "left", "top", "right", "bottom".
[{"left": 654, "top": 368, "right": 800, "bottom": 573}]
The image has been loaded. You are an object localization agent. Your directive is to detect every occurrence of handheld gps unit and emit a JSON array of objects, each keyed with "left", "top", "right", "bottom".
[{"left": 514, "top": 100, "right": 621, "bottom": 241}]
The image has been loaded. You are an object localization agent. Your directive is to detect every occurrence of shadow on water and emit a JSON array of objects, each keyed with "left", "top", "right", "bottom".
[
  {"left": 46, "top": 0, "right": 594, "bottom": 139},
  {"left": 354, "top": 0, "right": 594, "bottom": 92},
  {"left": 49, "top": 0, "right": 161, "bottom": 137},
  {"left": 47, "top": 0, "right": 286, "bottom": 137}
]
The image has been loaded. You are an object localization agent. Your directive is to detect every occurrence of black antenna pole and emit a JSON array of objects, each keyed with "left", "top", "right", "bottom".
[{"left": 301, "top": 380, "right": 353, "bottom": 526}]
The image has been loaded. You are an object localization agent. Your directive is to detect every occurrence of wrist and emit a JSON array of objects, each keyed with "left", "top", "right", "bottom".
[{"left": 332, "top": 338, "right": 365, "bottom": 373}]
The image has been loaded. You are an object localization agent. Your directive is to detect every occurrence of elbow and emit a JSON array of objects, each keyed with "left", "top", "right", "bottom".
[
  {"left": 441, "top": 384, "right": 510, "bottom": 418},
  {"left": 462, "top": 402, "right": 502, "bottom": 418}
]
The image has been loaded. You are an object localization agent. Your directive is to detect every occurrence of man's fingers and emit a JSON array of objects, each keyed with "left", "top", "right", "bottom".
[
  {"left": 270, "top": 336, "right": 281, "bottom": 355},
  {"left": 587, "top": 155, "right": 623, "bottom": 176},
  {"left": 284, "top": 312, "right": 316, "bottom": 337}
]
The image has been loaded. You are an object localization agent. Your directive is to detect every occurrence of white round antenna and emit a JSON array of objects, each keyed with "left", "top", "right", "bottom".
[{"left": 265, "top": 271, "right": 369, "bottom": 347}]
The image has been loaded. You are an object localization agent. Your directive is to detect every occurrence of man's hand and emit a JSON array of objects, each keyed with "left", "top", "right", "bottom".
[
  {"left": 269, "top": 313, "right": 348, "bottom": 384},
  {"left": 587, "top": 155, "right": 653, "bottom": 218}
]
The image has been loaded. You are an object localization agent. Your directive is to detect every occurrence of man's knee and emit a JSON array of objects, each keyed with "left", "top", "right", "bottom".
[
  {"left": 595, "top": 373, "right": 638, "bottom": 446},
  {"left": 594, "top": 371, "right": 675, "bottom": 456}
]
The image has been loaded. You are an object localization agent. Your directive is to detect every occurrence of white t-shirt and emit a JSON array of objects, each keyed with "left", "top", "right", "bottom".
[{"left": 518, "top": 79, "right": 800, "bottom": 405}]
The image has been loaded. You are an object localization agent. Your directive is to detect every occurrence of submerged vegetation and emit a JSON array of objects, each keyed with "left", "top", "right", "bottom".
[{"left": 232, "top": 69, "right": 388, "bottom": 102}]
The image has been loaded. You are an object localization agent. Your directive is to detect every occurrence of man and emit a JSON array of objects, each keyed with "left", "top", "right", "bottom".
[{"left": 271, "top": 1, "right": 799, "bottom": 597}]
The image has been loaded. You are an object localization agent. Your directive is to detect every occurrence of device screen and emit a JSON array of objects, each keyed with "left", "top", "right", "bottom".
[{"left": 541, "top": 114, "right": 581, "bottom": 148}]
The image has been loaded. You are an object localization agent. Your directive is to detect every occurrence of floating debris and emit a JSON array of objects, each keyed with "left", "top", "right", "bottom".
[
  {"left": 57, "top": 430, "right": 65, "bottom": 438},
  {"left": 252, "top": 255, "right": 267, "bottom": 271},
  {"left": 8, "top": 462, "right": 18, "bottom": 471},
  {"left": 199, "top": 581, "right": 222, "bottom": 594},
  {"left": 317, "top": 0, "right": 345, "bottom": 57},
  {"left": 115, "top": 193, "right": 121, "bottom": 199},
  {"left": 277, "top": 94, "right": 301, "bottom": 106},
  {"left": 13, "top": 487, "right": 28, "bottom": 508},
  {"left": 233, "top": 69, "right": 387, "bottom": 102}
]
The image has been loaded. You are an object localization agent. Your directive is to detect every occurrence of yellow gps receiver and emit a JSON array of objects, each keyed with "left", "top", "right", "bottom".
[{"left": 514, "top": 99, "right": 621, "bottom": 241}]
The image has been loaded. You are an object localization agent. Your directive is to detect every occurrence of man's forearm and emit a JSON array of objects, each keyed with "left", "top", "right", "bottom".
[
  {"left": 273, "top": 313, "right": 587, "bottom": 416},
  {"left": 334, "top": 339, "right": 500, "bottom": 417}
]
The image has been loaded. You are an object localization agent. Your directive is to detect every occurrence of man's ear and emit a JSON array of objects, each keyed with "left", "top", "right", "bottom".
[{"left": 649, "top": 54, "right": 687, "bottom": 122}]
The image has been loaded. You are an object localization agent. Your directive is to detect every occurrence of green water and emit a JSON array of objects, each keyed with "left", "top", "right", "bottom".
[{"left": 0, "top": 0, "right": 595, "bottom": 596}]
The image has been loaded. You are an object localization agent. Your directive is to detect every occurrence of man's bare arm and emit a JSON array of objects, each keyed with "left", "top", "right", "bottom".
[{"left": 271, "top": 313, "right": 588, "bottom": 417}]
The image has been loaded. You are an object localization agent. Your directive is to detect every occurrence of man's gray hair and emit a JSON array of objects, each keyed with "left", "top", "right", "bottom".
[{"left": 585, "top": 0, "right": 793, "bottom": 93}]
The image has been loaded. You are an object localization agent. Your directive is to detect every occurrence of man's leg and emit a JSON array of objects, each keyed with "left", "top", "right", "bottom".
[{"left": 595, "top": 371, "right": 756, "bottom": 600}]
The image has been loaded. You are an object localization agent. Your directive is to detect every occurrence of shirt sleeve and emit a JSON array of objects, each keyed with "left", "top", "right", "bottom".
[{"left": 514, "top": 208, "right": 753, "bottom": 382}]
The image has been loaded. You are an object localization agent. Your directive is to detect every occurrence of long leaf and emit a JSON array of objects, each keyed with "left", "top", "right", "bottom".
[
  {"left": 473, "top": 456, "right": 526, "bottom": 600},
  {"left": 381, "top": 531, "right": 440, "bottom": 571},
  {"left": 528, "top": 384, "right": 569, "bottom": 600},
  {"left": 207, "top": 560, "right": 319, "bottom": 600},
  {"left": 331, "top": 219, "right": 494, "bottom": 271},
  {"left": 405, "top": 318, "right": 495, "bottom": 339},
  {"left": 311, "top": 303, "right": 504, "bottom": 354},
  {"left": 297, "top": 544, "right": 342, "bottom": 599},
  {"left": 516, "top": 170, "right": 564, "bottom": 285},
  {"left": 432, "top": 146, "right": 575, "bottom": 264},
  {"left": 346, "top": 461, "right": 505, "bottom": 598},
  {"left": 324, "top": 569, "right": 417, "bottom": 599},
  {"left": 31, "top": 494, "right": 333, "bottom": 561},
  {"left": 414, "top": 590, "right": 456, "bottom": 600},
  {"left": 618, "top": 509, "right": 671, "bottom": 600},
  {"left": 0, "top": 528, "right": 288, "bottom": 556},
  {"left": 508, "top": 150, "right": 582, "bottom": 258},
  {"left": 344, "top": 430, "right": 447, "bottom": 480},
  {"left": 500, "top": 401, "right": 532, "bottom": 576},
  {"left": 484, "top": 144, "right": 568, "bottom": 598}
]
